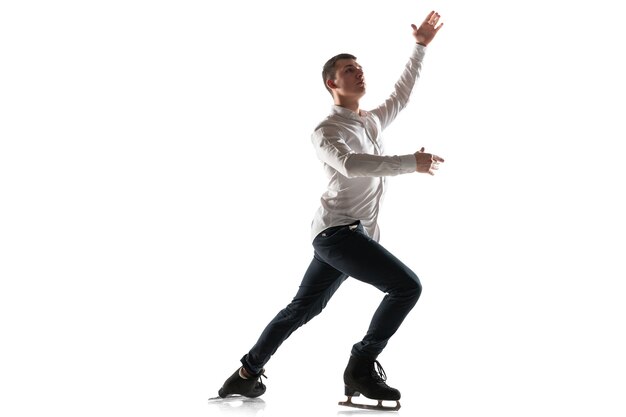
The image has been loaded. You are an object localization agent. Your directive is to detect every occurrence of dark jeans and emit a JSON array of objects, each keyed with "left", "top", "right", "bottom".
[{"left": 241, "top": 221, "right": 421, "bottom": 375}]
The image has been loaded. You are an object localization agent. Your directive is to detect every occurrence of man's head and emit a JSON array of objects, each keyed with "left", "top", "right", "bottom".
[{"left": 322, "top": 53, "right": 366, "bottom": 100}]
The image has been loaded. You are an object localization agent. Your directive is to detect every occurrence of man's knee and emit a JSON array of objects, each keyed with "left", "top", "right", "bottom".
[
  {"left": 401, "top": 269, "right": 422, "bottom": 302},
  {"left": 282, "top": 297, "right": 325, "bottom": 327}
]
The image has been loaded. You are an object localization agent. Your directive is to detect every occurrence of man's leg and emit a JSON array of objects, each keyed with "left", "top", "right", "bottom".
[
  {"left": 241, "top": 254, "right": 347, "bottom": 374},
  {"left": 311, "top": 221, "right": 421, "bottom": 405}
]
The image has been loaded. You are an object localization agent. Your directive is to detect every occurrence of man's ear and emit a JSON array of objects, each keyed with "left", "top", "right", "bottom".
[{"left": 326, "top": 79, "right": 337, "bottom": 89}]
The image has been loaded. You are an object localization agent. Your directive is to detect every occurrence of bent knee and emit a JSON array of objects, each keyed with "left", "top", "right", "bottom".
[
  {"left": 413, "top": 276, "right": 423, "bottom": 300},
  {"left": 403, "top": 270, "right": 422, "bottom": 300}
]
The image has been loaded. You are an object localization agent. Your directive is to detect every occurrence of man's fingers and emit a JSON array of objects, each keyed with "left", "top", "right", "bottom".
[
  {"left": 415, "top": 149, "right": 445, "bottom": 175},
  {"left": 423, "top": 10, "right": 436, "bottom": 25},
  {"left": 424, "top": 11, "right": 441, "bottom": 28},
  {"left": 428, "top": 13, "right": 441, "bottom": 26}
]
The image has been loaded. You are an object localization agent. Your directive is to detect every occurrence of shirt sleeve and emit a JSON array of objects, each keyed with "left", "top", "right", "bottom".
[
  {"left": 312, "top": 127, "right": 417, "bottom": 178},
  {"left": 370, "top": 43, "right": 426, "bottom": 131}
]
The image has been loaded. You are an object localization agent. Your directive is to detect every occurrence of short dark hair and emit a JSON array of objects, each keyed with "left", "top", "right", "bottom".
[{"left": 322, "top": 53, "right": 356, "bottom": 96}]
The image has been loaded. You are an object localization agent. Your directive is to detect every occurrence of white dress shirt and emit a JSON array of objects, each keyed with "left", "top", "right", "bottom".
[{"left": 310, "top": 44, "right": 426, "bottom": 242}]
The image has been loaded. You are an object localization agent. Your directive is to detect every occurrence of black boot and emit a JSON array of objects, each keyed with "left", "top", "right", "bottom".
[
  {"left": 343, "top": 355, "right": 401, "bottom": 401},
  {"left": 218, "top": 367, "right": 267, "bottom": 398}
]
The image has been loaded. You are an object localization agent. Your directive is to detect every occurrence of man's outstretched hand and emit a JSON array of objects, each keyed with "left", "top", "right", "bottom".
[
  {"left": 415, "top": 147, "right": 445, "bottom": 176},
  {"left": 412, "top": 10, "right": 443, "bottom": 46}
]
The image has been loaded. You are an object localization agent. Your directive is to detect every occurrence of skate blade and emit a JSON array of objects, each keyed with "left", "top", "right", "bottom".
[
  {"left": 208, "top": 395, "right": 264, "bottom": 402},
  {"left": 339, "top": 396, "right": 401, "bottom": 411},
  {"left": 208, "top": 396, "right": 266, "bottom": 413}
]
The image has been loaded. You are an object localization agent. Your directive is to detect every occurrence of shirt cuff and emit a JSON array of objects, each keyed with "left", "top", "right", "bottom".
[{"left": 400, "top": 154, "right": 417, "bottom": 172}]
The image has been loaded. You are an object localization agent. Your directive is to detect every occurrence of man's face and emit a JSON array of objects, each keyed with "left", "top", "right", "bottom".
[{"left": 331, "top": 59, "right": 366, "bottom": 99}]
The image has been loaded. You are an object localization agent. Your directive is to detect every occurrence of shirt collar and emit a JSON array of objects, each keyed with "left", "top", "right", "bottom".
[{"left": 330, "top": 105, "right": 367, "bottom": 121}]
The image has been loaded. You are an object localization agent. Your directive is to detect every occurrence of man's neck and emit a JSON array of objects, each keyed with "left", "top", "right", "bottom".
[{"left": 334, "top": 98, "right": 360, "bottom": 114}]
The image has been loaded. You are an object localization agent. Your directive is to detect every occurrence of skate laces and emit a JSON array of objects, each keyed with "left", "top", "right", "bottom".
[
  {"left": 256, "top": 370, "right": 268, "bottom": 387},
  {"left": 242, "top": 367, "right": 268, "bottom": 387},
  {"left": 372, "top": 360, "right": 387, "bottom": 383}
]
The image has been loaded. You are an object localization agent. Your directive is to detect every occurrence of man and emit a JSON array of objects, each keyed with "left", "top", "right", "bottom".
[{"left": 215, "top": 10, "right": 444, "bottom": 411}]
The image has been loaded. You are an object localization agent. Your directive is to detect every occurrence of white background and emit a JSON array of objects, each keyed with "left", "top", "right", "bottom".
[{"left": 1, "top": 1, "right": 625, "bottom": 416}]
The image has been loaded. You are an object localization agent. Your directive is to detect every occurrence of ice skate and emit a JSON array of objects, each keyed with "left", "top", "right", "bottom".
[
  {"left": 216, "top": 366, "right": 267, "bottom": 399},
  {"left": 338, "top": 355, "right": 401, "bottom": 411}
]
